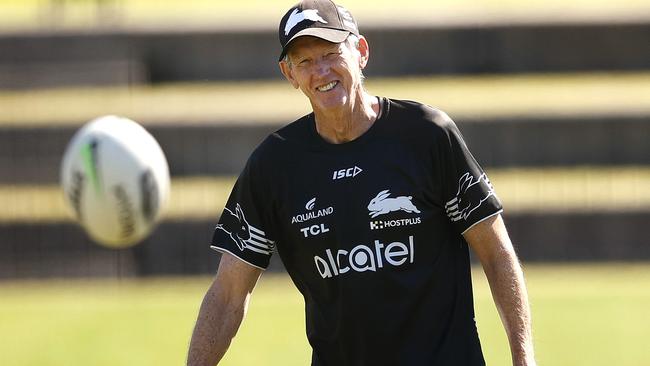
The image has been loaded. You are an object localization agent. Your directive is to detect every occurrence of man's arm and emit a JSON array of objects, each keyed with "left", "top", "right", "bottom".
[
  {"left": 464, "top": 214, "right": 536, "bottom": 366},
  {"left": 187, "top": 253, "right": 263, "bottom": 366}
]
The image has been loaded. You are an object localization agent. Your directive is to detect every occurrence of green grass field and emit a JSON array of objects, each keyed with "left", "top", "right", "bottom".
[{"left": 1, "top": 263, "right": 649, "bottom": 366}]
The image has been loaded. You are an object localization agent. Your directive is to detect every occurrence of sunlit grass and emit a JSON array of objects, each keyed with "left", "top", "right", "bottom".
[
  {"left": 474, "top": 263, "right": 650, "bottom": 366},
  {"left": 0, "top": 263, "right": 649, "bottom": 366}
]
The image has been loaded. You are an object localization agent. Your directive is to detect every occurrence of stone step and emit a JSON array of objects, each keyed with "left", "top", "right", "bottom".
[
  {"left": 1, "top": 211, "right": 648, "bottom": 278},
  {"left": 3, "top": 168, "right": 650, "bottom": 224},
  {"left": 1, "top": 114, "right": 649, "bottom": 183},
  {"left": 1, "top": 22, "right": 649, "bottom": 88}
]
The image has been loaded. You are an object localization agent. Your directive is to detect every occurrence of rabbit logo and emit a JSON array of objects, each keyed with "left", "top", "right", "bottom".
[
  {"left": 445, "top": 172, "right": 495, "bottom": 222},
  {"left": 367, "top": 190, "right": 421, "bottom": 218},
  {"left": 284, "top": 8, "right": 328, "bottom": 36},
  {"left": 216, "top": 203, "right": 251, "bottom": 251}
]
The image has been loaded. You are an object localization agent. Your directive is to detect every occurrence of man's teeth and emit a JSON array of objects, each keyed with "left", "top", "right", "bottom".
[{"left": 317, "top": 81, "right": 337, "bottom": 92}]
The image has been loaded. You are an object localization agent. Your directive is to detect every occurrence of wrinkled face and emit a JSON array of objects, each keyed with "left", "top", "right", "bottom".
[{"left": 280, "top": 36, "right": 367, "bottom": 113}]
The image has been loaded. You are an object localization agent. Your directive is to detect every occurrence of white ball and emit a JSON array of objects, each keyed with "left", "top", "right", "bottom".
[{"left": 60, "top": 115, "right": 170, "bottom": 248}]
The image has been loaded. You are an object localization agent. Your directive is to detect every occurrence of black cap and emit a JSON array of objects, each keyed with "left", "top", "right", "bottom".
[{"left": 278, "top": 0, "right": 359, "bottom": 61}]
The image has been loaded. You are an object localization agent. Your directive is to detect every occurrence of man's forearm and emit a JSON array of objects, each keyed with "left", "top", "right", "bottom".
[
  {"left": 465, "top": 215, "right": 535, "bottom": 366},
  {"left": 483, "top": 247, "right": 535, "bottom": 365},
  {"left": 187, "top": 281, "right": 248, "bottom": 366}
]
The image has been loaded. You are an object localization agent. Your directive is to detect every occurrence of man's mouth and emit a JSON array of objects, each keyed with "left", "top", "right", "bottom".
[{"left": 316, "top": 81, "right": 338, "bottom": 92}]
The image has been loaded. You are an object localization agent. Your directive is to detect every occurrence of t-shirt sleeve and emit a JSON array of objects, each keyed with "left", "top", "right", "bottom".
[
  {"left": 435, "top": 111, "right": 503, "bottom": 235},
  {"left": 210, "top": 155, "right": 276, "bottom": 270}
]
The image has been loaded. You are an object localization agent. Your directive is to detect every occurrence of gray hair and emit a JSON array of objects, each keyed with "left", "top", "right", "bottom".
[{"left": 346, "top": 34, "right": 365, "bottom": 83}]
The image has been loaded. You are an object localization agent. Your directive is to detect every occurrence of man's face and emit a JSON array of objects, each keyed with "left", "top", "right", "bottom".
[{"left": 280, "top": 36, "right": 367, "bottom": 113}]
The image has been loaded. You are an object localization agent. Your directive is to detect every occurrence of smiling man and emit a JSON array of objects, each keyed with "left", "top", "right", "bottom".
[{"left": 187, "top": 1, "right": 536, "bottom": 365}]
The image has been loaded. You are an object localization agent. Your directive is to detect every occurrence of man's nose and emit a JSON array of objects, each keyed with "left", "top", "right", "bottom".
[{"left": 313, "top": 58, "right": 330, "bottom": 75}]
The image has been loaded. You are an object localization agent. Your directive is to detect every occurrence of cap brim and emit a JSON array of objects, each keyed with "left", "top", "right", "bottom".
[{"left": 278, "top": 28, "right": 351, "bottom": 61}]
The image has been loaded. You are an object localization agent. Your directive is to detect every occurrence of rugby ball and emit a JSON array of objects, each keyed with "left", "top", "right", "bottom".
[{"left": 60, "top": 115, "right": 170, "bottom": 248}]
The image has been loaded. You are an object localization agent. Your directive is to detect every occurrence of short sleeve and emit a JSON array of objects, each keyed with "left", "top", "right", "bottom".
[
  {"left": 436, "top": 111, "right": 503, "bottom": 234},
  {"left": 210, "top": 156, "right": 276, "bottom": 270}
]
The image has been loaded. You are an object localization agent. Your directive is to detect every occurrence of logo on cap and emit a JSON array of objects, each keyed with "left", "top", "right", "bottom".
[
  {"left": 337, "top": 5, "right": 357, "bottom": 32},
  {"left": 284, "top": 8, "right": 328, "bottom": 35}
]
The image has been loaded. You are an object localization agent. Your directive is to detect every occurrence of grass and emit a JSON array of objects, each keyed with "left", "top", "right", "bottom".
[
  {"left": 0, "top": 263, "right": 649, "bottom": 365},
  {"left": 2, "top": 166, "right": 650, "bottom": 224},
  {"left": 1, "top": 72, "right": 649, "bottom": 127}
]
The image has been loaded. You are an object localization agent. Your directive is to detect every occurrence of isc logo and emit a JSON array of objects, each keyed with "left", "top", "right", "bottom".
[{"left": 332, "top": 166, "right": 362, "bottom": 180}]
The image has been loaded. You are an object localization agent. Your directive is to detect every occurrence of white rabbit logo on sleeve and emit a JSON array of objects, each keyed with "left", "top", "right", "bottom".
[
  {"left": 215, "top": 203, "right": 275, "bottom": 255},
  {"left": 367, "top": 190, "right": 421, "bottom": 218},
  {"left": 445, "top": 172, "right": 496, "bottom": 222}
]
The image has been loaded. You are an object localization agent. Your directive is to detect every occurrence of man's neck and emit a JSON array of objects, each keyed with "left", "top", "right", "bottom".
[{"left": 313, "top": 91, "right": 380, "bottom": 144}]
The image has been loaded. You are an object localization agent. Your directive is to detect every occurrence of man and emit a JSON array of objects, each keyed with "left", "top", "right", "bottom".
[{"left": 188, "top": 1, "right": 536, "bottom": 365}]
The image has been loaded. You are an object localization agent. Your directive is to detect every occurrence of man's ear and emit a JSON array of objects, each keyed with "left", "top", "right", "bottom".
[
  {"left": 357, "top": 35, "right": 370, "bottom": 70},
  {"left": 279, "top": 60, "right": 300, "bottom": 89}
]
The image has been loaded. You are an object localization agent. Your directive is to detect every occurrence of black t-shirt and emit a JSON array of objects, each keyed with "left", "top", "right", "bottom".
[{"left": 211, "top": 98, "right": 503, "bottom": 366}]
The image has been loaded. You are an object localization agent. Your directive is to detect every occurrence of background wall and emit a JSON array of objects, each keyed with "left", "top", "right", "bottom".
[
  {"left": 2, "top": 12, "right": 649, "bottom": 276},
  {"left": 1, "top": 2, "right": 649, "bottom": 366}
]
